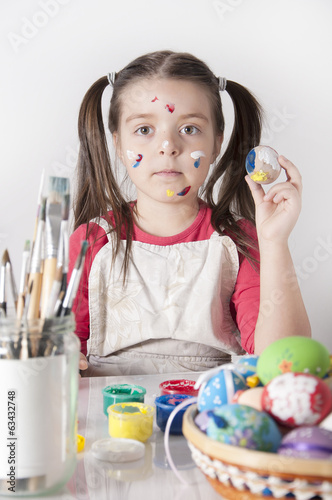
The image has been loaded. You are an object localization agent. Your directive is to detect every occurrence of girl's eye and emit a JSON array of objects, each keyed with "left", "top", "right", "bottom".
[
  {"left": 180, "top": 125, "right": 200, "bottom": 135},
  {"left": 136, "top": 126, "right": 152, "bottom": 135}
]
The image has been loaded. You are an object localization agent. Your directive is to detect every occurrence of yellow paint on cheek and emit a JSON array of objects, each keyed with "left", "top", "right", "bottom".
[{"left": 166, "top": 190, "right": 175, "bottom": 197}]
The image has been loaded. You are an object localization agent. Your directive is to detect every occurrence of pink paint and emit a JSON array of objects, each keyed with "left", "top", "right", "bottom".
[{"left": 165, "top": 103, "right": 175, "bottom": 113}]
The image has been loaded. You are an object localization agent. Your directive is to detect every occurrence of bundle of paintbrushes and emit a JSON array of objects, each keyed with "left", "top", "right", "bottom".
[{"left": 0, "top": 174, "right": 88, "bottom": 328}]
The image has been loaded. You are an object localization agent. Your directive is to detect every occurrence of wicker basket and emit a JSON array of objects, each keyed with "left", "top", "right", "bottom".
[{"left": 182, "top": 405, "right": 332, "bottom": 500}]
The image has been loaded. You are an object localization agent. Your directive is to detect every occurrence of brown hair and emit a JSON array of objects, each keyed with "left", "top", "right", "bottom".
[{"left": 74, "top": 50, "right": 262, "bottom": 278}]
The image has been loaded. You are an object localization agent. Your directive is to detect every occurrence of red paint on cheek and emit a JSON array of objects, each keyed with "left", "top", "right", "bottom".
[
  {"left": 165, "top": 103, "right": 175, "bottom": 113},
  {"left": 151, "top": 96, "right": 159, "bottom": 102}
]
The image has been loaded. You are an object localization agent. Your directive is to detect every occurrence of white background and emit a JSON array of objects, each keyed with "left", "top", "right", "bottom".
[{"left": 1, "top": 0, "right": 331, "bottom": 350}]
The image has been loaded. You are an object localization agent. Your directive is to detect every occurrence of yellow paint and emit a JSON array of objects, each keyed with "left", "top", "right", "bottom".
[
  {"left": 77, "top": 434, "right": 85, "bottom": 453},
  {"left": 108, "top": 402, "right": 155, "bottom": 442},
  {"left": 251, "top": 170, "right": 269, "bottom": 182},
  {"left": 166, "top": 189, "right": 175, "bottom": 197},
  {"left": 246, "top": 375, "right": 260, "bottom": 388}
]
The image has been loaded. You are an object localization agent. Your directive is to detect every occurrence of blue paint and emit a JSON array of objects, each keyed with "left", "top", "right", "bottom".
[
  {"left": 245, "top": 149, "right": 256, "bottom": 174},
  {"left": 194, "top": 158, "right": 200, "bottom": 168},
  {"left": 133, "top": 154, "right": 143, "bottom": 168}
]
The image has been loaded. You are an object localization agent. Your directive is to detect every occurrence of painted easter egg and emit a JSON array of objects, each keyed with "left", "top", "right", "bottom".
[
  {"left": 256, "top": 336, "right": 331, "bottom": 385},
  {"left": 206, "top": 404, "right": 282, "bottom": 452},
  {"left": 245, "top": 145, "right": 281, "bottom": 184},
  {"left": 262, "top": 372, "right": 332, "bottom": 427},
  {"left": 278, "top": 426, "right": 332, "bottom": 460},
  {"left": 197, "top": 369, "right": 247, "bottom": 412},
  {"left": 235, "top": 354, "right": 262, "bottom": 387}
]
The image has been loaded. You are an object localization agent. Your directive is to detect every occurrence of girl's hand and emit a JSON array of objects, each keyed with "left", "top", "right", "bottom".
[
  {"left": 79, "top": 352, "right": 88, "bottom": 376},
  {"left": 245, "top": 156, "right": 302, "bottom": 244}
]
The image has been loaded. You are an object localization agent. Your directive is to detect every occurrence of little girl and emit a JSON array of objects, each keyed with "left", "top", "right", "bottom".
[{"left": 69, "top": 50, "right": 311, "bottom": 376}]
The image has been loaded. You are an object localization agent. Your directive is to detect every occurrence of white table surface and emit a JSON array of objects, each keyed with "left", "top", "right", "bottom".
[{"left": 46, "top": 372, "right": 222, "bottom": 500}]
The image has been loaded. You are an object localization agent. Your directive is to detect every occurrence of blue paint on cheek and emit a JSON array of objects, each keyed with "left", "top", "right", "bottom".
[
  {"left": 194, "top": 158, "right": 200, "bottom": 168},
  {"left": 133, "top": 154, "right": 143, "bottom": 168}
]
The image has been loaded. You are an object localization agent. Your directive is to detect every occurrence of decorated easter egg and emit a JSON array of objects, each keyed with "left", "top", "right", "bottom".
[
  {"left": 278, "top": 426, "right": 332, "bottom": 460},
  {"left": 206, "top": 404, "right": 282, "bottom": 452},
  {"left": 235, "top": 355, "right": 259, "bottom": 377},
  {"left": 245, "top": 145, "right": 281, "bottom": 184},
  {"left": 262, "top": 372, "right": 332, "bottom": 427},
  {"left": 257, "top": 336, "right": 330, "bottom": 385},
  {"left": 197, "top": 369, "right": 247, "bottom": 412}
]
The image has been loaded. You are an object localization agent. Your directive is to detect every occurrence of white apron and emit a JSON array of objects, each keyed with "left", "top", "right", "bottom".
[{"left": 85, "top": 218, "right": 244, "bottom": 376}]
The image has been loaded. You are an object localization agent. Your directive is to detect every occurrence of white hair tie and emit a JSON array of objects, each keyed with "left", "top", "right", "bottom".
[
  {"left": 107, "top": 72, "right": 116, "bottom": 86},
  {"left": 218, "top": 77, "right": 227, "bottom": 92}
]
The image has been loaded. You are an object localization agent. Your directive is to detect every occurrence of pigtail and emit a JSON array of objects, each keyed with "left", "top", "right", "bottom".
[
  {"left": 205, "top": 80, "right": 263, "bottom": 262},
  {"left": 74, "top": 76, "right": 133, "bottom": 279}
]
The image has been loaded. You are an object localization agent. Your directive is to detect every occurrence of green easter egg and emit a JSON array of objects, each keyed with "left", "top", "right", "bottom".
[{"left": 257, "top": 336, "right": 330, "bottom": 385}]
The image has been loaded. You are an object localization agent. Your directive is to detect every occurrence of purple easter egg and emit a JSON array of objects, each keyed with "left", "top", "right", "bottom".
[{"left": 278, "top": 426, "right": 332, "bottom": 460}]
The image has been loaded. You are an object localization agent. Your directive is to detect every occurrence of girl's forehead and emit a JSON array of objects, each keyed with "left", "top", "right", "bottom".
[{"left": 119, "top": 78, "right": 212, "bottom": 117}]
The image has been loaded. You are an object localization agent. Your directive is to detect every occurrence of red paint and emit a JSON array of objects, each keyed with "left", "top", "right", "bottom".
[
  {"left": 136, "top": 154, "right": 143, "bottom": 162},
  {"left": 165, "top": 103, "right": 175, "bottom": 113},
  {"left": 159, "top": 379, "right": 198, "bottom": 396},
  {"left": 151, "top": 96, "right": 159, "bottom": 102},
  {"left": 177, "top": 186, "right": 191, "bottom": 196}
]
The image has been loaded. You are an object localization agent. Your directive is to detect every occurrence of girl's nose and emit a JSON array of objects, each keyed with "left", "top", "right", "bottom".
[{"left": 159, "top": 138, "right": 179, "bottom": 156}]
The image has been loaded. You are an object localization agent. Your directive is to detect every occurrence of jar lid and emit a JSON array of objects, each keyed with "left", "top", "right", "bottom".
[{"left": 91, "top": 438, "right": 145, "bottom": 463}]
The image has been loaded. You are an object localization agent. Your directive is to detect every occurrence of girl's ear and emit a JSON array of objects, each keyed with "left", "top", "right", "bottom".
[
  {"left": 212, "top": 134, "right": 223, "bottom": 163},
  {"left": 112, "top": 132, "right": 124, "bottom": 163}
]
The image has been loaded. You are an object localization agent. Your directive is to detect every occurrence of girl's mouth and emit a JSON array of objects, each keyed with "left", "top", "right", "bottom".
[{"left": 154, "top": 170, "right": 182, "bottom": 177}]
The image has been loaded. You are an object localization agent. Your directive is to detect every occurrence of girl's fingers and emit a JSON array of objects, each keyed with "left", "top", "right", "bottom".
[
  {"left": 278, "top": 156, "right": 303, "bottom": 194},
  {"left": 245, "top": 175, "right": 265, "bottom": 205}
]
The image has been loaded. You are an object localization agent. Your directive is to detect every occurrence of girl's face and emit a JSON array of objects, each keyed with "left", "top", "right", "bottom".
[{"left": 113, "top": 78, "right": 222, "bottom": 206}]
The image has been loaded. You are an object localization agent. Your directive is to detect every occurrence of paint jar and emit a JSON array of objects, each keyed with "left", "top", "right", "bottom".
[
  {"left": 107, "top": 402, "right": 155, "bottom": 443},
  {"left": 159, "top": 379, "right": 198, "bottom": 397},
  {"left": 0, "top": 316, "right": 80, "bottom": 497},
  {"left": 102, "top": 384, "right": 146, "bottom": 416},
  {"left": 155, "top": 394, "right": 194, "bottom": 435}
]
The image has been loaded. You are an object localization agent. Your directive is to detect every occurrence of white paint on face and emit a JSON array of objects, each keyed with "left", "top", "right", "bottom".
[
  {"left": 162, "top": 140, "right": 169, "bottom": 149},
  {"left": 126, "top": 150, "right": 136, "bottom": 160},
  {"left": 190, "top": 150, "right": 206, "bottom": 159}
]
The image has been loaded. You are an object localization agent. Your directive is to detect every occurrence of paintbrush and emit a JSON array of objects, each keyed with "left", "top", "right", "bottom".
[
  {"left": 40, "top": 177, "right": 69, "bottom": 319},
  {"left": 16, "top": 240, "right": 31, "bottom": 319},
  {"left": 59, "top": 240, "right": 88, "bottom": 317},
  {"left": 0, "top": 249, "right": 9, "bottom": 317},
  {"left": 31, "top": 169, "right": 45, "bottom": 249},
  {"left": 6, "top": 251, "right": 18, "bottom": 311},
  {"left": 45, "top": 193, "right": 70, "bottom": 318},
  {"left": 27, "top": 198, "right": 46, "bottom": 320}
]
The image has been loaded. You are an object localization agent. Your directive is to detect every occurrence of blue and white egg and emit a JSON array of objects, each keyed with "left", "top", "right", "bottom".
[{"left": 197, "top": 367, "right": 247, "bottom": 412}]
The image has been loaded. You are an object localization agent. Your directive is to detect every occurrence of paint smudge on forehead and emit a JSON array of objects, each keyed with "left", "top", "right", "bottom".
[
  {"left": 151, "top": 96, "right": 159, "bottom": 102},
  {"left": 165, "top": 103, "right": 175, "bottom": 113},
  {"left": 177, "top": 186, "right": 191, "bottom": 196},
  {"left": 132, "top": 154, "right": 143, "bottom": 168},
  {"left": 190, "top": 150, "right": 206, "bottom": 169}
]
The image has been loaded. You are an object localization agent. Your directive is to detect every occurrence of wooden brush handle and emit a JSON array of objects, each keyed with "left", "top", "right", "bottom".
[
  {"left": 27, "top": 273, "right": 42, "bottom": 320},
  {"left": 40, "top": 258, "right": 57, "bottom": 319}
]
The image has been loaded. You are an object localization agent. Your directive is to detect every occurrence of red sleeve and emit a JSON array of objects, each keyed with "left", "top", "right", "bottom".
[
  {"left": 229, "top": 221, "right": 260, "bottom": 354},
  {"left": 68, "top": 222, "right": 108, "bottom": 355}
]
